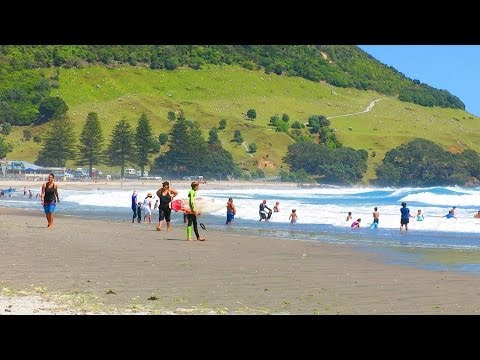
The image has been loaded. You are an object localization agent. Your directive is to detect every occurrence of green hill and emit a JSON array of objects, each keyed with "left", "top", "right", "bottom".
[{"left": 5, "top": 64, "right": 480, "bottom": 182}]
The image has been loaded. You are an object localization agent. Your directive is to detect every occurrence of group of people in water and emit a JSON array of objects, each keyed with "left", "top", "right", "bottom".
[
  {"left": 20, "top": 175, "right": 480, "bottom": 235},
  {"left": 258, "top": 200, "right": 297, "bottom": 223},
  {"left": 347, "top": 203, "right": 480, "bottom": 232}
]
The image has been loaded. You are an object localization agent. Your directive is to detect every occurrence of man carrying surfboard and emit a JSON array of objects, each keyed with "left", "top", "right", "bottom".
[{"left": 187, "top": 181, "right": 205, "bottom": 241}]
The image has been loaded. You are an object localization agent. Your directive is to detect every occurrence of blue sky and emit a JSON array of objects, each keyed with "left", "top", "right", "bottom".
[{"left": 358, "top": 45, "right": 480, "bottom": 117}]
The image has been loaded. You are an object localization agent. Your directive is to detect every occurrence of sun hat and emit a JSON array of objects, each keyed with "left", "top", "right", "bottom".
[{"left": 147, "top": 193, "right": 152, "bottom": 197}]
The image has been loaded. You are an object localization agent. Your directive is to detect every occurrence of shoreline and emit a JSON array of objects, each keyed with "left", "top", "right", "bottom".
[{"left": 1, "top": 207, "right": 480, "bottom": 314}]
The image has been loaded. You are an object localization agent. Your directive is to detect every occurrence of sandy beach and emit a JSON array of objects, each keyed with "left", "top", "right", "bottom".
[{"left": 2, "top": 203, "right": 480, "bottom": 315}]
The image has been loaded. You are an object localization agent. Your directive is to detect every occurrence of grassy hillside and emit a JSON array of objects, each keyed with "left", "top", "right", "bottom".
[{"left": 6, "top": 64, "right": 480, "bottom": 182}]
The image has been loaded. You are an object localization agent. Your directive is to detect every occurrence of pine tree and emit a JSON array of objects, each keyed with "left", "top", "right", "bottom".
[
  {"left": 155, "top": 116, "right": 191, "bottom": 176},
  {"left": 187, "top": 120, "right": 208, "bottom": 175},
  {"left": 106, "top": 118, "right": 134, "bottom": 178},
  {"left": 135, "top": 113, "right": 156, "bottom": 176},
  {"left": 36, "top": 117, "right": 76, "bottom": 167},
  {"left": 77, "top": 112, "right": 105, "bottom": 177}
]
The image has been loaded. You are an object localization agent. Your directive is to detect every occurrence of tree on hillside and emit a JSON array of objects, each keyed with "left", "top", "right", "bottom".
[
  {"left": 152, "top": 116, "right": 191, "bottom": 176},
  {"left": 284, "top": 142, "right": 367, "bottom": 185},
  {"left": 37, "top": 96, "right": 68, "bottom": 124},
  {"left": 218, "top": 118, "right": 227, "bottom": 130},
  {"left": 77, "top": 112, "right": 105, "bottom": 177},
  {"left": 0, "top": 137, "right": 13, "bottom": 159},
  {"left": 233, "top": 129, "right": 243, "bottom": 144},
  {"left": 375, "top": 138, "right": 460, "bottom": 186},
  {"left": 204, "top": 142, "right": 239, "bottom": 180},
  {"left": 106, "top": 118, "right": 134, "bottom": 178},
  {"left": 167, "top": 111, "right": 176, "bottom": 122},
  {"left": 36, "top": 117, "right": 76, "bottom": 167},
  {"left": 1, "top": 122, "right": 12, "bottom": 135},
  {"left": 246, "top": 109, "right": 257, "bottom": 120},
  {"left": 187, "top": 121, "right": 209, "bottom": 175},
  {"left": 218, "top": 119, "right": 227, "bottom": 130},
  {"left": 135, "top": 113, "right": 157, "bottom": 176},
  {"left": 208, "top": 128, "right": 220, "bottom": 144}
]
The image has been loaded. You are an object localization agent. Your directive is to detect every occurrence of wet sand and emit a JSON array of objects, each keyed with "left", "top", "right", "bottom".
[{"left": 1, "top": 207, "right": 480, "bottom": 314}]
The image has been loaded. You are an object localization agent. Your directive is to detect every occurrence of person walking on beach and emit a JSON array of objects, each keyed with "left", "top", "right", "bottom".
[
  {"left": 142, "top": 193, "right": 153, "bottom": 224},
  {"left": 187, "top": 181, "right": 205, "bottom": 241},
  {"left": 155, "top": 181, "right": 178, "bottom": 231},
  {"left": 370, "top": 207, "right": 379, "bottom": 229},
  {"left": 400, "top": 202, "right": 413, "bottom": 232},
  {"left": 41, "top": 173, "right": 60, "bottom": 229},
  {"left": 131, "top": 190, "right": 138, "bottom": 223},
  {"left": 259, "top": 200, "right": 272, "bottom": 221},
  {"left": 226, "top": 197, "right": 236, "bottom": 225},
  {"left": 289, "top": 209, "right": 298, "bottom": 223}
]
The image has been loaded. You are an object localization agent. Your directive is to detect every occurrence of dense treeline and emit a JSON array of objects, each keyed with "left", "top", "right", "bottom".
[
  {"left": 0, "top": 65, "right": 53, "bottom": 126},
  {"left": 375, "top": 139, "right": 480, "bottom": 186},
  {"left": 399, "top": 84, "right": 464, "bottom": 109},
  {"left": 284, "top": 142, "right": 368, "bottom": 185},
  {"left": 30, "top": 106, "right": 480, "bottom": 186},
  {"left": 151, "top": 113, "right": 241, "bottom": 179},
  {"left": 34, "top": 111, "right": 241, "bottom": 179},
  {"left": 0, "top": 46, "right": 465, "bottom": 127}
]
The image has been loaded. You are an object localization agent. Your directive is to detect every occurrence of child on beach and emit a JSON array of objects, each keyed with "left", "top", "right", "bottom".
[
  {"left": 289, "top": 209, "right": 298, "bottom": 223},
  {"left": 417, "top": 209, "right": 424, "bottom": 221},
  {"left": 370, "top": 207, "right": 379, "bottom": 229},
  {"left": 137, "top": 202, "right": 142, "bottom": 223},
  {"left": 273, "top": 202, "right": 280, "bottom": 212},
  {"left": 351, "top": 218, "right": 361, "bottom": 228},
  {"left": 346, "top": 212, "right": 352, "bottom": 222}
]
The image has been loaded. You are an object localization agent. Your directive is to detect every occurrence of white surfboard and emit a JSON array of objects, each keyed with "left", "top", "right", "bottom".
[{"left": 171, "top": 198, "right": 225, "bottom": 215}]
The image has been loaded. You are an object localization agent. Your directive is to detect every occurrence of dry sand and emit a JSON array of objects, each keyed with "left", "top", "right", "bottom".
[{"left": 2, "top": 204, "right": 480, "bottom": 315}]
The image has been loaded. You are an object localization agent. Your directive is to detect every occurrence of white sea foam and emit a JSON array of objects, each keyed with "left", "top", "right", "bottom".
[{"left": 56, "top": 186, "right": 480, "bottom": 234}]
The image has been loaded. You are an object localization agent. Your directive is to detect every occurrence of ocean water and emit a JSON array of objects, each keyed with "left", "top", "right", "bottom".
[{"left": 2, "top": 185, "right": 480, "bottom": 274}]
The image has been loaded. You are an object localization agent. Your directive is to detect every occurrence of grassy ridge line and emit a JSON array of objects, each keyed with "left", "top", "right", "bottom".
[{"left": 7, "top": 65, "right": 480, "bottom": 182}]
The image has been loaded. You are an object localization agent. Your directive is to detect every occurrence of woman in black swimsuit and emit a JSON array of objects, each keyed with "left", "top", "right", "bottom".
[
  {"left": 155, "top": 181, "right": 178, "bottom": 231},
  {"left": 41, "top": 173, "right": 60, "bottom": 229}
]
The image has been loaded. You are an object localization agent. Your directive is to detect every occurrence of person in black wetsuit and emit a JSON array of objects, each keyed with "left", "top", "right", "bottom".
[
  {"left": 259, "top": 200, "right": 272, "bottom": 221},
  {"left": 155, "top": 181, "right": 178, "bottom": 231},
  {"left": 41, "top": 173, "right": 60, "bottom": 229}
]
